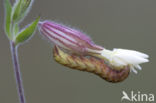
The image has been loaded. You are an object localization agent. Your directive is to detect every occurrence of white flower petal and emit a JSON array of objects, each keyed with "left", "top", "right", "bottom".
[
  {"left": 130, "top": 66, "right": 138, "bottom": 74},
  {"left": 100, "top": 48, "right": 149, "bottom": 74},
  {"left": 111, "top": 56, "right": 127, "bottom": 66},
  {"left": 135, "top": 65, "right": 142, "bottom": 70},
  {"left": 115, "top": 53, "right": 149, "bottom": 65},
  {"left": 114, "top": 49, "right": 149, "bottom": 58},
  {"left": 100, "top": 49, "right": 112, "bottom": 60}
]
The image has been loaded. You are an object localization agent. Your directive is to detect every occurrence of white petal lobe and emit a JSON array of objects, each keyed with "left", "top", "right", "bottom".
[{"left": 100, "top": 48, "right": 149, "bottom": 74}]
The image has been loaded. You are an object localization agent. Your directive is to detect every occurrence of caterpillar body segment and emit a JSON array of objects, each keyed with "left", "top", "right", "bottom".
[{"left": 53, "top": 46, "right": 130, "bottom": 83}]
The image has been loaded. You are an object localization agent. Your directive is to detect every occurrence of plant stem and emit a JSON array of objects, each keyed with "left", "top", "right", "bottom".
[{"left": 10, "top": 41, "right": 26, "bottom": 103}]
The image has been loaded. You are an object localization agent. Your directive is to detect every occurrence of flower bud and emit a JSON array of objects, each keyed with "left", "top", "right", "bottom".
[
  {"left": 38, "top": 20, "right": 103, "bottom": 55},
  {"left": 38, "top": 20, "right": 149, "bottom": 74}
]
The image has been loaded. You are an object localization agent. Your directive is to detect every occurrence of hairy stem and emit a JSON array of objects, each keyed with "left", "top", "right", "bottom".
[{"left": 10, "top": 41, "right": 26, "bottom": 103}]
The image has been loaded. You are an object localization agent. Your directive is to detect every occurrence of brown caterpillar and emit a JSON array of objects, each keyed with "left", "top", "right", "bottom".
[{"left": 53, "top": 46, "right": 130, "bottom": 83}]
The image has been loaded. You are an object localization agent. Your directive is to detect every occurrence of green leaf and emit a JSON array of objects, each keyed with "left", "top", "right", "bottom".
[
  {"left": 4, "top": 0, "right": 12, "bottom": 38},
  {"left": 21, "top": 0, "right": 32, "bottom": 13},
  {"left": 15, "top": 17, "right": 40, "bottom": 44},
  {"left": 12, "top": 0, "right": 22, "bottom": 22},
  {"left": 14, "top": 23, "right": 19, "bottom": 35},
  {"left": 12, "top": 0, "right": 33, "bottom": 22},
  {"left": 20, "top": 0, "right": 33, "bottom": 20}
]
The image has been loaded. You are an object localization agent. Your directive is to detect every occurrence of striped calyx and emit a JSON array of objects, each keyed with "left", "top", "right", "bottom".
[{"left": 38, "top": 20, "right": 103, "bottom": 55}]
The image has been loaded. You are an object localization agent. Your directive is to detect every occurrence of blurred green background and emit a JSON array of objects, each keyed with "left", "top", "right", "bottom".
[{"left": 0, "top": 0, "right": 156, "bottom": 103}]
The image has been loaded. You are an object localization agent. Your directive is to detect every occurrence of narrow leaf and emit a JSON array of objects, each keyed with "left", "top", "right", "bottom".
[
  {"left": 12, "top": 0, "right": 22, "bottom": 22},
  {"left": 18, "top": 0, "right": 33, "bottom": 22},
  {"left": 4, "top": 0, "right": 12, "bottom": 38},
  {"left": 12, "top": 0, "right": 33, "bottom": 22},
  {"left": 15, "top": 17, "right": 40, "bottom": 44},
  {"left": 14, "top": 23, "right": 19, "bottom": 35}
]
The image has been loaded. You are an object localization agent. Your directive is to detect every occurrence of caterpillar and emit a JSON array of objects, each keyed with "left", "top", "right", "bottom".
[{"left": 53, "top": 46, "right": 130, "bottom": 83}]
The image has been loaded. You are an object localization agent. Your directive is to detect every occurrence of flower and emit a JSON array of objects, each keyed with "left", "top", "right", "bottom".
[
  {"left": 100, "top": 48, "right": 149, "bottom": 74},
  {"left": 38, "top": 20, "right": 103, "bottom": 55},
  {"left": 38, "top": 20, "right": 149, "bottom": 74}
]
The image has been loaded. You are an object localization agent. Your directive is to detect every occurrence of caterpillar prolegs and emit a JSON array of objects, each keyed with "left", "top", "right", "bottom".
[{"left": 53, "top": 46, "right": 130, "bottom": 83}]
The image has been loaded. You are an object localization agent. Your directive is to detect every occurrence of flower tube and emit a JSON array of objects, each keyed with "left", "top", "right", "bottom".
[
  {"left": 38, "top": 20, "right": 149, "bottom": 74},
  {"left": 38, "top": 20, "right": 103, "bottom": 55}
]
